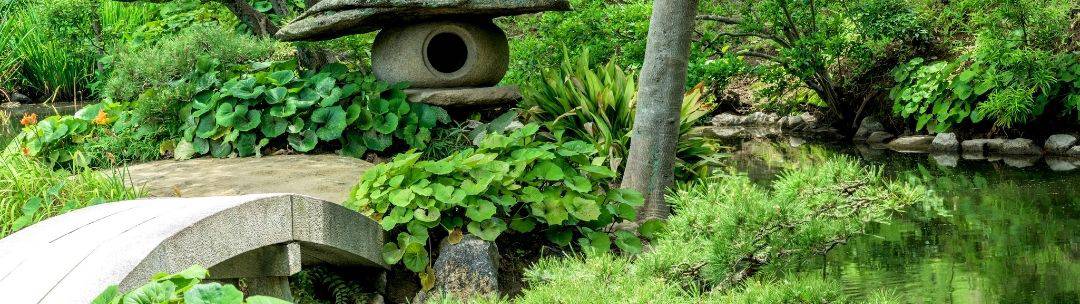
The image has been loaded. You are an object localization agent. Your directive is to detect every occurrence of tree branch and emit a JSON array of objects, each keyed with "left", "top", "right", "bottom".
[{"left": 695, "top": 14, "right": 742, "bottom": 25}]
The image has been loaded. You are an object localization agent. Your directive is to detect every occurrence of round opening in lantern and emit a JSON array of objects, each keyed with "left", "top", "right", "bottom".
[{"left": 426, "top": 32, "right": 469, "bottom": 74}]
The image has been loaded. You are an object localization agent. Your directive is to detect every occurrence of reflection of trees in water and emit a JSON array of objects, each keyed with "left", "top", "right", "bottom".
[
  {"left": 720, "top": 140, "right": 1078, "bottom": 303},
  {"left": 827, "top": 167, "right": 1079, "bottom": 303}
]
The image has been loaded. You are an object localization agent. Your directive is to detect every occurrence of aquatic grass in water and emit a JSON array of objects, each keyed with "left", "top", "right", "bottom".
[
  {"left": 0, "top": 154, "right": 142, "bottom": 238},
  {"left": 0, "top": 0, "right": 157, "bottom": 99}
]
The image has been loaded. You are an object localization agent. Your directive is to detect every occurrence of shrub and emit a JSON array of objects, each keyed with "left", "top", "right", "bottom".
[
  {"left": 891, "top": 53, "right": 1080, "bottom": 131},
  {"left": 93, "top": 265, "right": 291, "bottom": 304},
  {"left": 889, "top": 0, "right": 1079, "bottom": 132},
  {"left": 104, "top": 25, "right": 284, "bottom": 134},
  {"left": 520, "top": 50, "right": 720, "bottom": 178},
  {"left": 500, "top": 0, "right": 652, "bottom": 84},
  {"left": 0, "top": 153, "right": 141, "bottom": 238},
  {"left": 509, "top": 156, "right": 936, "bottom": 303},
  {"left": 176, "top": 61, "right": 448, "bottom": 159},
  {"left": 3, "top": 102, "right": 162, "bottom": 168},
  {"left": 346, "top": 124, "right": 650, "bottom": 274}
]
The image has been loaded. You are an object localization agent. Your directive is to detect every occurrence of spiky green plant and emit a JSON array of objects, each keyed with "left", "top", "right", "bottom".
[{"left": 521, "top": 49, "right": 721, "bottom": 178}]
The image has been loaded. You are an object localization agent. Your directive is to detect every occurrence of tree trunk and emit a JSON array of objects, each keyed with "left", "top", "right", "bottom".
[
  {"left": 620, "top": 0, "right": 698, "bottom": 220},
  {"left": 215, "top": 0, "right": 280, "bottom": 37}
]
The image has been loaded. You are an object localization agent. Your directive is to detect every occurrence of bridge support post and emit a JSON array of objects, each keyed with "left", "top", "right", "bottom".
[{"left": 208, "top": 242, "right": 302, "bottom": 300}]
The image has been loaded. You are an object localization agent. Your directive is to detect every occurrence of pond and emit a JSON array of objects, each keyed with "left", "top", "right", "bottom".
[{"left": 725, "top": 139, "right": 1079, "bottom": 304}]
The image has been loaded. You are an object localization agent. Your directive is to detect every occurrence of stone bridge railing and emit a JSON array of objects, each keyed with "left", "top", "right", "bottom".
[{"left": 0, "top": 194, "right": 386, "bottom": 304}]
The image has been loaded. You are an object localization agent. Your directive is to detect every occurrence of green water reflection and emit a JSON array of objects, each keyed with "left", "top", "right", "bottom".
[{"left": 727, "top": 140, "right": 1079, "bottom": 304}]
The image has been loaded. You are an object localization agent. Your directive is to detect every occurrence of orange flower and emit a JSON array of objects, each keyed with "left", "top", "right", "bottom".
[
  {"left": 92, "top": 110, "right": 108, "bottom": 125},
  {"left": 21, "top": 146, "right": 29, "bottom": 156},
  {"left": 19, "top": 113, "right": 37, "bottom": 126}
]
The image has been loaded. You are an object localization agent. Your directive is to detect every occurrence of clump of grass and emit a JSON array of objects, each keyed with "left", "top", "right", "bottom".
[{"left": 0, "top": 154, "right": 142, "bottom": 238}]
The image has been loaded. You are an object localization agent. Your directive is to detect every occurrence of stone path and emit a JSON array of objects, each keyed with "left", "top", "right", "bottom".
[{"left": 121, "top": 154, "right": 372, "bottom": 203}]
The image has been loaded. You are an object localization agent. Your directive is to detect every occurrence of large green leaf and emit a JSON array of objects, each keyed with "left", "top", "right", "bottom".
[
  {"left": 313, "top": 106, "right": 347, "bottom": 141},
  {"left": 260, "top": 117, "right": 288, "bottom": 138},
  {"left": 466, "top": 218, "right": 506, "bottom": 241},
  {"left": 288, "top": 129, "right": 319, "bottom": 152},
  {"left": 122, "top": 281, "right": 176, "bottom": 304},
  {"left": 402, "top": 242, "right": 428, "bottom": 272},
  {"left": 374, "top": 113, "right": 399, "bottom": 134},
  {"left": 182, "top": 283, "right": 244, "bottom": 304},
  {"left": 465, "top": 199, "right": 497, "bottom": 221},
  {"left": 363, "top": 130, "right": 393, "bottom": 151}
]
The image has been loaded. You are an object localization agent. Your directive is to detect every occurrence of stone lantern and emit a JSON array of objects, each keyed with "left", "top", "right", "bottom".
[{"left": 277, "top": 0, "right": 570, "bottom": 107}]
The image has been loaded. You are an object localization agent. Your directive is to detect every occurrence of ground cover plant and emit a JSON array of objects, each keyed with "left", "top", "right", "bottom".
[
  {"left": 3, "top": 102, "right": 163, "bottom": 168},
  {"left": 347, "top": 124, "right": 656, "bottom": 277},
  {"left": 889, "top": 0, "right": 1080, "bottom": 133},
  {"left": 0, "top": 153, "right": 141, "bottom": 238},
  {"left": 176, "top": 60, "right": 449, "bottom": 159}
]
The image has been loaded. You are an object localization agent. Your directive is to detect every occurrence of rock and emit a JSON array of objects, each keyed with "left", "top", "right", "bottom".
[
  {"left": 277, "top": 0, "right": 571, "bottom": 41},
  {"left": 799, "top": 113, "right": 818, "bottom": 126},
  {"left": 1000, "top": 138, "right": 1043, "bottom": 155},
  {"left": 985, "top": 139, "right": 1007, "bottom": 154},
  {"left": 930, "top": 153, "right": 959, "bottom": 167},
  {"left": 404, "top": 86, "right": 521, "bottom": 107},
  {"left": 1069, "top": 146, "right": 1080, "bottom": 157},
  {"left": 712, "top": 113, "right": 743, "bottom": 126},
  {"left": 744, "top": 112, "right": 778, "bottom": 125},
  {"left": 866, "top": 131, "right": 894, "bottom": 144},
  {"left": 930, "top": 133, "right": 960, "bottom": 152},
  {"left": 853, "top": 117, "right": 885, "bottom": 142},
  {"left": 431, "top": 235, "right": 499, "bottom": 300},
  {"left": 886, "top": 135, "right": 935, "bottom": 153},
  {"left": 4, "top": 91, "right": 30, "bottom": 103},
  {"left": 1045, "top": 157, "right": 1078, "bottom": 171},
  {"left": 1044, "top": 134, "right": 1077, "bottom": 155},
  {"left": 788, "top": 137, "right": 806, "bottom": 147},
  {"left": 779, "top": 115, "right": 804, "bottom": 129},
  {"left": 962, "top": 139, "right": 991, "bottom": 155}
]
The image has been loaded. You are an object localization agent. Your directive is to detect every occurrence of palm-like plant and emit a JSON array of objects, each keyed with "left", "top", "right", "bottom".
[{"left": 521, "top": 49, "right": 722, "bottom": 178}]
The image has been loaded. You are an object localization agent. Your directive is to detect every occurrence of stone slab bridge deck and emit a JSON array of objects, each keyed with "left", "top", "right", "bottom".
[{"left": 0, "top": 194, "right": 387, "bottom": 304}]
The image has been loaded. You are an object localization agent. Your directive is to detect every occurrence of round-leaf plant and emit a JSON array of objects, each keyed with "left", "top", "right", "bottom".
[
  {"left": 179, "top": 60, "right": 449, "bottom": 159},
  {"left": 346, "top": 124, "right": 650, "bottom": 273}
]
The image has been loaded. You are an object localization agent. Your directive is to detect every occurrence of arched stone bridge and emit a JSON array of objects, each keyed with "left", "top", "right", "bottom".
[{"left": 0, "top": 194, "right": 387, "bottom": 304}]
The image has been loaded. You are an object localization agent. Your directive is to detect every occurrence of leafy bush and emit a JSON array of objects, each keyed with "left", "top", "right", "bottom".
[
  {"left": 509, "top": 156, "right": 934, "bottom": 303},
  {"left": 177, "top": 60, "right": 448, "bottom": 159},
  {"left": 0, "top": 153, "right": 141, "bottom": 238},
  {"left": 500, "top": 0, "right": 652, "bottom": 84},
  {"left": 93, "top": 265, "right": 290, "bottom": 304},
  {"left": 4, "top": 101, "right": 165, "bottom": 168},
  {"left": 891, "top": 52, "right": 1080, "bottom": 131},
  {"left": 889, "top": 0, "right": 1079, "bottom": 131},
  {"left": 346, "top": 124, "right": 650, "bottom": 274},
  {"left": 104, "top": 25, "right": 284, "bottom": 132},
  {"left": 520, "top": 50, "right": 719, "bottom": 178}
]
